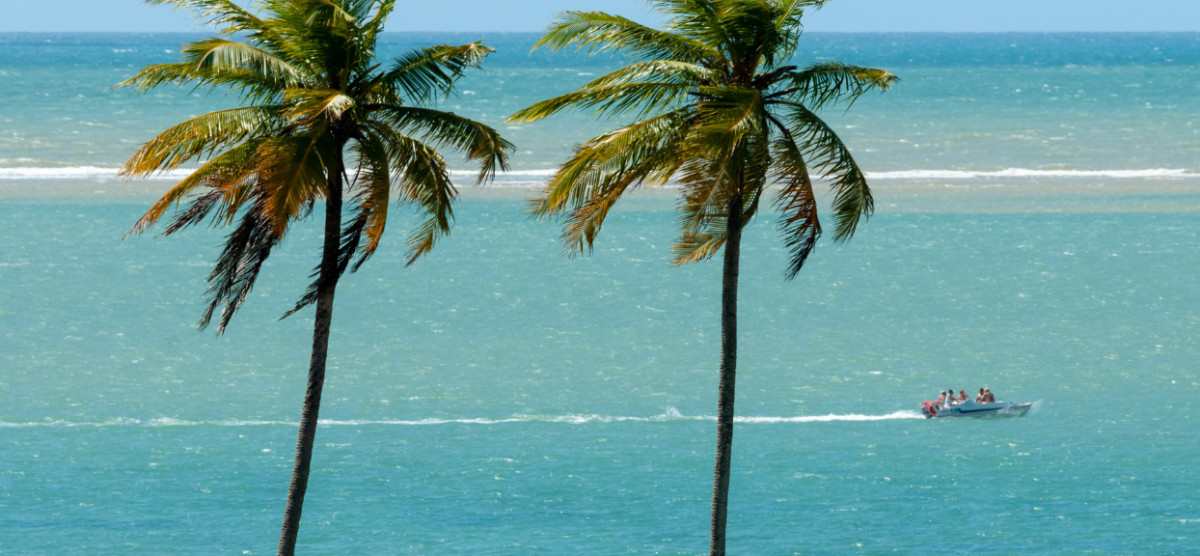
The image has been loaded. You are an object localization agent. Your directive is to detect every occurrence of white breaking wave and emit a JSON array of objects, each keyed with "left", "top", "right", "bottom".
[
  {"left": 3, "top": 166, "right": 1195, "bottom": 182},
  {"left": 0, "top": 409, "right": 923, "bottom": 428},
  {"left": 866, "top": 168, "right": 1195, "bottom": 180},
  {"left": 0, "top": 167, "right": 190, "bottom": 180},
  {"left": 0, "top": 167, "right": 558, "bottom": 182}
]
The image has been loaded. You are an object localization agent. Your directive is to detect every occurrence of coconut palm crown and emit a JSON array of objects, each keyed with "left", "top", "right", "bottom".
[
  {"left": 510, "top": 1, "right": 895, "bottom": 554},
  {"left": 120, "top": 1, "right": 511, "bottom": 553},
  {"left": 123, "top": 0, "right": 511, "bottom": 332},
  {"left": 512, "top": 0, "right": 894, "bottom": 274}
]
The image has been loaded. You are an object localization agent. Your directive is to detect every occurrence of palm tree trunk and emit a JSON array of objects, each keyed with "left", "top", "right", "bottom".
[
  {"left": 277, "top": 160, "right": 344, "bottom": 556},
  {"left": 709, "top": 192, "right": 743, "bottom": 556}
]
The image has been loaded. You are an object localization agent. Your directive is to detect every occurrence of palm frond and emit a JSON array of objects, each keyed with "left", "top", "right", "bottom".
[
  {"left": 777, "top": 100, "right": 873, "bottom": 242},
  {"left": 120, "top": 38, "right": 301, "bottom": 93},
  {"left": 376, "top": 105, "right": 512, "bottom": 183},
  {"left": 283, "top": 88, "right": 355, "bottom": 125},
  {"left": 650, "top": 0, "right": 719, "bottom": 31},
  {"left": 120, "top": 106, "right": 283, "bottom": 175},
  {"left": 126, "top": 139, "right": 264, "bottom": 237},
  {"left": 672, "top": 87, "right": 767, "bottom": 236},
  {"left": 359, "top": 0, "right": 397, "bottom": 53},
  {"left": 146, "top": 0, "right": 286, "bottom": 48},
  {"left": 281, "top": 142, "right": 388, "bottom": 319},
  {"left": 365, "top": 124, "right": 456, "bottom": 265},
  {"left": 199, "top": 188, "right": 280, "bottom": 334},
  {"left": 777, "top": 62, "right": 897, "bottom": 111},
  {"left": 508, "top": 81, "right": 694, "bottom": 123},
  {"left": 556, "top": 119, "right": 692, "bottom": 254},
  {"left": 767, "top": 119, "right": 821, "bottom": 278},
  {"left": 379, "top": 43, "right": 493, "bottom": 101},
  {"left": 346, "top": 130, "right": 393, "bottom": 267},
  {"left": 714, "top": 0, "right": 787, "bottom": 70},
  {"left": 537, "top": 10, "right": 720, "bottom": 65},
  {"left": 671, "top": 227, "right": 726, "bottom": 265},
  {"left": 694, "top": 86, "right": 767, "bottom": 138},
  {"left": 298, "top": 0, "right": 357, "bottom": 27},
  {"left": 533, "top": 108, "right": 692, "bottom": 219},
  {"left": 576, "top": 59, "right": 720, "bottom": 88},
  {"left": 255, "top": 132, "right": 335, "bottom": 237}
]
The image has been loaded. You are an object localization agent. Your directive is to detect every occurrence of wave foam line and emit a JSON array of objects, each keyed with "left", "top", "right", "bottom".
[
  {"left": 867, "top": 168, "right": 1194, "bottom": 179},
  {"left": 4, "top": 166, "right": 1196, "bottom": 182},
  {"left": 0, "top": 167, "right": 190, "bottom": 180},
  {"left": 0, "top": 410, "right": 923, "bottom": 428},
  {"left": 0, "top": 167, "right": 557, "bottom": 181}
]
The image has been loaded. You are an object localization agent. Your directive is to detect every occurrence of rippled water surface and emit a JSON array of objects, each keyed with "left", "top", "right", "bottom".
[{"left": 2, "top": 32, "right": 1199, "bottom": 553}]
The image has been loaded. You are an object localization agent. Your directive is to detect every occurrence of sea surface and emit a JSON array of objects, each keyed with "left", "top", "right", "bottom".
[{"left": 2, "top": 32, "right": 1199, "bottom": 554}]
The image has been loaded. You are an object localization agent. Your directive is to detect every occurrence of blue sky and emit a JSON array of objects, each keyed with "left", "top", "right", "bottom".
[{"left": 3, "top": 0, "right": 1198, "bottom": 33}]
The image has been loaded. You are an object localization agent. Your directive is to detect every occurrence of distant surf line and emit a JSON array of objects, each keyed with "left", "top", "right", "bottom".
[
  {"left": 2, "top": 166, "right": 1196, "bottom": 182},
  {"left": 1, "top": 409, "right": 924, "bottom": 428}
]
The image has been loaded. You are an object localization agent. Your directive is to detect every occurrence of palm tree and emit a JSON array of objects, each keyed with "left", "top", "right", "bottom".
[
  {"left": 509, "top": 1, "right": 895, "bottom": 553},
  {"left": 120, "top": 1, "right": 511, "bottom": 553}
]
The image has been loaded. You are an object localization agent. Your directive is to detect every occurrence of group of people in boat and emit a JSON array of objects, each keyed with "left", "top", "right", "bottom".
[{"left": 932, "top": 387, "right": 995, "bottom": 409}]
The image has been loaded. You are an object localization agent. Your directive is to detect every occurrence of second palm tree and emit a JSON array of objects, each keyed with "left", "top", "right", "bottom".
[{"left": 510, "top": 1, "right": 895, "bottom": 553}]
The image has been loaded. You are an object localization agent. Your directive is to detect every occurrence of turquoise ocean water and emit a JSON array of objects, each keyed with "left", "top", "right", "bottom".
[{"left": 2, "top": 32, "right": 1199, "bottom": 553}]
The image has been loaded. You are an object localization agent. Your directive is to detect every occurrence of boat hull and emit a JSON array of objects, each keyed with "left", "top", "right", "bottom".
[{"left": 921, "top": 400, "right": 1032, "bottom": 418}]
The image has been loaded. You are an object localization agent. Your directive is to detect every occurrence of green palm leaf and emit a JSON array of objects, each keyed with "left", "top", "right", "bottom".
[
  {"left": 380, "top": 43, "right": 493, "bottom": 101},
  {"left": 146, "top": 0, "right": 285, "bottom": 47},
  {"left": 377, "top": 105, "right": 513, "bottom": 183},
  {"left": 509, "top": 81, "right": 695, "bottom": 123},
  {"left": 768, "top": 122, "right": 821, "bottom": 278},
  {"left": 536, "top": 10, "right": 720, "bottom": 64},
  {"left": 777, "top": 99, "right": 873, "bottom": 241},
  {"left": 364, "top": 123, "right": 457, "bottom": 265},
  {"left": 778, "top": 61, "right": 898, "bottom": 110},
  {"left": 120, "top": 38, "right": 301, "bottom": 93},
  {"left": 534, "top": 109, "right": 691, "bottom": 217}
]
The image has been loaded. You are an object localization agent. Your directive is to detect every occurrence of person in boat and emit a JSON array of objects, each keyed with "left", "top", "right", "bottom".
[
  {"left": 946, "top": 387, "right": 956, "bottom": 406},
  {"left": 982, "top": 389, "right": 995, "bottom": 403},
  {"left": 975, "top": 388, "right": 986, "bottom": 403},
  {"left": 956, "top": 389, "right": 968, "bottom": 404},
  {"left": 933, "top": 391, "right": 948, "bottom": 409}
]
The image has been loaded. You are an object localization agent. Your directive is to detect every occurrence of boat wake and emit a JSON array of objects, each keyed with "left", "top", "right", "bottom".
[{"left": 1, "top": 408, "right": 924, "bottom": 428}]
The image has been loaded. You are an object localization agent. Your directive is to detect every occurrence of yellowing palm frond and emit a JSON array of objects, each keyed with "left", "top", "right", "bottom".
[
  {"left": 255, "top": 132, "right": 334, "bottom": 237},
  {"left": 283, "top": 88, "right": 355, "bottom": 124},
  {"left": 126, "top": 139, "right": 263, "bottom": 237},
  {"left": 121, "top": 106, "right": 283, "bottom": 175},
  {"left": 366, "top": 125, "right": 456, "bottom": 265}
]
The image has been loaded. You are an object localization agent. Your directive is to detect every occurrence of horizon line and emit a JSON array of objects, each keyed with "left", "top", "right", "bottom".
[{"left": 3, "top": 29, "right": 1199, "bottom": 35}]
